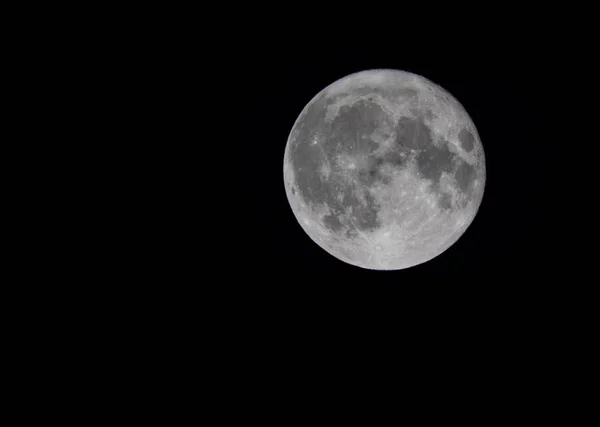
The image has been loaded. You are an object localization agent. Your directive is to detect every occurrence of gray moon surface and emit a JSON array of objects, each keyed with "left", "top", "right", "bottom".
[{"left": 283, "top": 69, "right": 485, "bottom": 270}]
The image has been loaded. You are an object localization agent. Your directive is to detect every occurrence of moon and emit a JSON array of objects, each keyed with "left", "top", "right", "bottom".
[{"left": 283, "top": 69, "right": 485, "bottom": 270}]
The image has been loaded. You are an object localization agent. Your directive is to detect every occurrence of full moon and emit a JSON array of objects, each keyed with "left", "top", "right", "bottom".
[{"left": 283, "top": 69, "right": 485, "bottom": 270}]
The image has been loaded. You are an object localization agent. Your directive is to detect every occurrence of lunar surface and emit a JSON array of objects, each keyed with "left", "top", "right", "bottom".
[{"left": 283, "top": 69, "right": 485, "bottom": 270}]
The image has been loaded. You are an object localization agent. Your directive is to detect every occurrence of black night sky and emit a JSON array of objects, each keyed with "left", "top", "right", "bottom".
[{"left": 111, "top": 10, "right": 592, "bottom": 401}]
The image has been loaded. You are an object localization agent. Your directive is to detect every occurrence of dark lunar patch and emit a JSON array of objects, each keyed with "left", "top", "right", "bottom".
[
  {"left": 422, "top": 109, "right": 435, "bottom": 120},
  {"left": 395, "top": 117, "right": 432, "bottom": 149},
  {"left": 328, "top": 100, "right": 388, "bottom": 156},
  {"left": 291, "top": 97, "right": 391, "bottom": 235},
  {"left": 293, "top": 94, "right": 329, "bottom": 150},
  {"left": 322, "top": 212, "right": 344, "bottom": 232},
  {"left": 357, "top": 152, "right": 404, "bottom": 187},
  {"left": 291, "top": 142, "right": 330, "bottom": 206},
  {"left": 379, "top": 173, "right": 392, "bottom": 185},
  {"left": 290, "top": 96, "right": 339, "bottom": 208},
  {"left": 341, "top": 187, "right": 361, "bottom": 209},
  {"left": 341, "top": 188, "right": 381, "bottom": 232},
  {"left": 356, "top": 166, "right": 378, "bottom": 187},
  {"left": 455, "top": 160, "right": 476, "bottom": 193},
  {"left": 438, "top": 193, "right": 452, "bottom": 210},
  {"left": 291, "top": 156, "right": 382, "bottom": 235},
  {"left": 343, "top": 191, "right": 381, "bottom": 238},
  {"left": 416, "top": 139, "right": 455, "bottom": 184},
  {"left": 353, "top": 191, "right": 380, "bottom": 230},
  {"left": 394, "top": 88, "right": 419, "bottom": 99},
  {"left": 458, "top": 128, "right": 475, "bottom": 152},
  {"left": 356, "top": 155, "right": 382, "bottom": 186},
  {"left": 382, "top": 149, "right": 409, "bottom": 169}
]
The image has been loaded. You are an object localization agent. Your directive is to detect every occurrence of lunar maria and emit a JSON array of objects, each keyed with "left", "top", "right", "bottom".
[{"left": 283, "top": 69, "right": 485, "bottom": 270}]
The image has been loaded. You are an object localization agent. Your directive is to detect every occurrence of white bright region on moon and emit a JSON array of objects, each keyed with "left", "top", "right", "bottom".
[{"left": 283, "top": 69, "right": 486, "bottom": 270}]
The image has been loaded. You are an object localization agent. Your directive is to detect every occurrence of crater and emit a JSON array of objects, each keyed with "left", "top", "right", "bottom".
[{"left": 458, "top": 128, "right": 475, "bottom": 152}]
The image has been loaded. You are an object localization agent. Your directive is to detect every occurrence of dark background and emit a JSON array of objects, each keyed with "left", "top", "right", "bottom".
[
  {"left": 220, "top": 27, "right": 576, "bottom": 331},
  {"left": 39, "top": 11, "right": 588, "bottom": 400}
]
